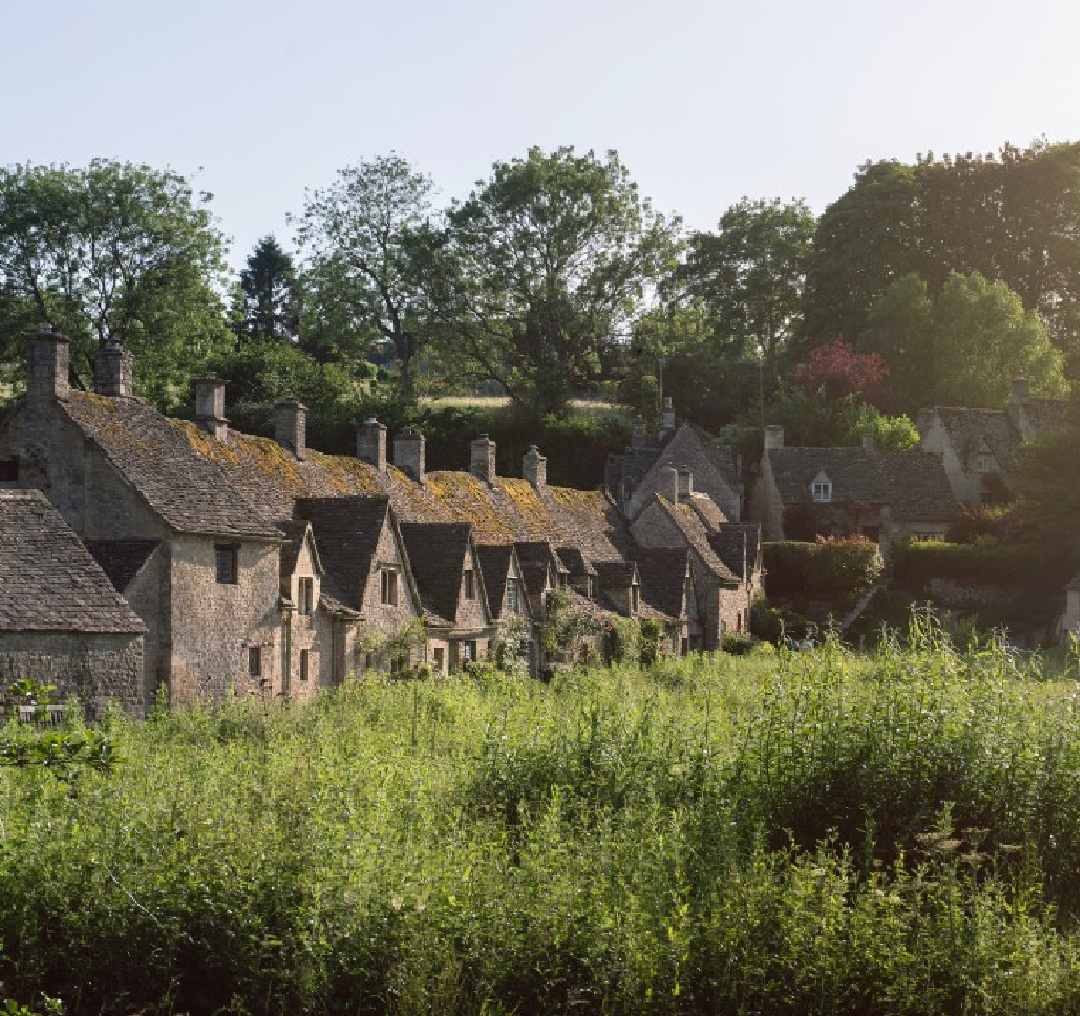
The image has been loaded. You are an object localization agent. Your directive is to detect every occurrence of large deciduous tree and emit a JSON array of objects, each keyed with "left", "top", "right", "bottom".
[
  {"left": 232, "top": 235, "right": 300, "bottom": 344},
  {"left": 0, "top": 160, "right": 230, "bottom": 407},
  {"left": 431, "top": 147, "right": 677, "bottom": 419},
  {"left": 295, "top": 155, "right": 435, "bottom": 395},
  {"left": 681, "top": 197, "right": 816, "bottom": 386}
]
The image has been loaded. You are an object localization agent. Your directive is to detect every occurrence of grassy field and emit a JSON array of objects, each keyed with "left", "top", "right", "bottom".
[{"left": 5, "top": 620, "right": 1080, "bottom": 1014}]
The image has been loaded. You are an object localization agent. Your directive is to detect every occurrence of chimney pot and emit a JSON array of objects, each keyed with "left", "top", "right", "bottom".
[
  {"left": 393, "top": 427, "right": 426, "bottom": 482},
  {"left": 357, "top": 417, "right": 387, "bottom": 472},
  {"left": 763, "top": 424, "right": 785, "bottom": 451},
  {"left": 193, "top": 376, "right": 229, "bottom": 441},
  {"left": 677, "top": 465, "right": 693, "bottom": 498},
  {"left": 94, "top": 343, "right": 133, "bottom": 398},
  {"left": 274, "top": 398, "right": 306, "bottom": 460},
  {"left": 660, "top": 397, "right": 676, "bottom": 433},
  {"left": 470, "top": 434, "right": 496, "bottom": 484}
]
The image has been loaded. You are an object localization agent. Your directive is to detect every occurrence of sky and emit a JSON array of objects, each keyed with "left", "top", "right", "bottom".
[{"left": 2, "top": 0, "right": 1078, "bottom": 272}]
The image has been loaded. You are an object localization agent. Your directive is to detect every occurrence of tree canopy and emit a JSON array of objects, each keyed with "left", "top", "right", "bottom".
[
  {"left": 430, "top": 146, "right": 678, "bottom": 419},
  {"left": 232, "top": 235, "right": 299, "bottom": 344},
  {"left": 0, "top": 160, "right": 230, "bottom": 407}
]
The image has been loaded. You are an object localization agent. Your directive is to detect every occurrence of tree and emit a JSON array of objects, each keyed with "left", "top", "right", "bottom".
[
  {"left": 931, "top": 271, "right": 1068, "bottom": 408},
  {"left": 681, "top": 197, "right": 816, "bottom": 388},
  {"left": 861, "top": 272, "right": 934, "bottom": 414},
  {"left": 295, "top": 155, "right": 436, "bottom": 395},
  {"left": 232, "top": 235, "right": 299, "bottom": 343},
  {"left": 431, "top": 147, "right": 678, "bottom": 419},
  {"left": 0, "top": 160, "right": 230, "bottom": 407},
  {"left": 789, "top": 337, "right": 889, "bottom": 404}
]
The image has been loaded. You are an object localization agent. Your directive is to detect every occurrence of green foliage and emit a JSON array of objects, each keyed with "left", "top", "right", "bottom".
[
  {"left": 720, "top": 631, "right": 754, "bottom": 655},
  {"left": 763, "top": 537, "right": 883, "bottom": 606},
  {"left": 295, "top": 155, "right": 437, "bottom": 397},
  {"left": 601, "top": 618, "right": 641, "bottom": 666},
  {"left": 840, "top": 401, "right": 920, "bottom": 450},
  {"left": 232, "top": 235, "right": 300, "bottom": 343},
  {"left": 891, "top": 540, "right": 1070, "bottom": 591},
  {"left": 436, "top": 147, "right": 679, "bottom": 419},
  {"left": 860, "top": 271, "right": 935, "bottom": 414},
  {"left": 0, "top": 160, "right": 231, "bottom": 408},
  {"left": 541, "top": 588, "right": 603, "bottom": 665},
  {"left": 7, "top": 636, "right": 1080, "bottom": 1012},
  {"left": 203, "top": 338, "right": 355, "bottom": 408}
]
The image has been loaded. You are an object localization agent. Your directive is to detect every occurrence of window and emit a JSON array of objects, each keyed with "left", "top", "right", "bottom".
[
  {"left": 464, "top": 641, "right": 477, "bottom": 664},
  {"left": 298, "top": 577, "right": 314, "bottom": 615},
  {"left": 463, "top": 570, "right": 475, "bottom": 599},
  {"left": 248, "top": 647, "right": 262, "bottom": 678},
  {"left": 811, "top": 480, "right": 832, "bottom": 503},
  {"left": 380, "top": 568, "right": 398, "bottom": 606},
  {"left": 299, "top": 649, "right": 310, "bottom": 682},
  {"left": 0, "top": 457, "right": 18, "bottom": 482},
  {"left": 433, "top": 647, "right": 446, "bottom": 673},
  {"left": 976, "top": 451, "right": 995, "bottom": 473},
  {"left": 505, "top": 577, "right": 521, "bottom": 613},
  {"left": 215, "top": 544, "right": 238, "bottom": 584}
]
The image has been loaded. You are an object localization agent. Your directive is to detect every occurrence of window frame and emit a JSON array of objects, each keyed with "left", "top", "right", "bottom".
[
  {"left": 248, "top": 646, "right": 262, "bottom": 678},
  {"left": 298, "top": 576, "right": 314, "bottom": 615},
  {"left": 215, "top": 544, "right": 239, "bottom": 585},
  {"left": 380, "top": 567, "right": 399, "bottom": 607},
  {"left": 811, "top": 481, "right": 832, "bottom": 503},
  {"left": 299, "top": 648, "right": 310, "bottom": 682},
  {"left": 463, "top": 569, "right": 475, "bottom": 600},
  {"left": 505, "top": 577, "right": 521, "bottom": 613}
]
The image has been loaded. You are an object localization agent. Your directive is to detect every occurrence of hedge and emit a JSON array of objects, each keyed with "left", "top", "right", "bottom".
[
  {"left": 891, "top": 541, "right": 1071, "bottom": 591},
  {"left": 762, "top": 537, "right": 882, "bottom": 605}
]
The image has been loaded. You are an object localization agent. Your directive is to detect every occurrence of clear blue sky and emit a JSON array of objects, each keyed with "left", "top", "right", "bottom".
[{"left": 2, "top": 0, "right": 1078, "bottom": 271}]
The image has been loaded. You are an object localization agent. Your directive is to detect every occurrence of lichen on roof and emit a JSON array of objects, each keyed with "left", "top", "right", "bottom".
[{"left": 172, "top": 419, "right": 242, "bottom": 467}]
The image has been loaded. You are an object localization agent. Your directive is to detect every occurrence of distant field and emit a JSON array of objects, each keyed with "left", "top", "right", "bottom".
[{"left": 421, "top": 394, "right": 626, "bottom": 412}]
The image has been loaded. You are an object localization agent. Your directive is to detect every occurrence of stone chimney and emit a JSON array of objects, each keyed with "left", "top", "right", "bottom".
[
  {"left": 678, "top": 466, "right": 694, "bottom": 500},
  {"left": 25, "top": 329, "right": 69, "bottom": 402},
  {"left": 394, "top": 428, "right": 425, "bottom": 482},
  {"left": 763, "top": 424, "right": 785, "bottom": 451},
  {"left": 470, "top": 434, "right": 496, "bottom": 484},
  {"left": 274, "top": 398, "right": 306, "bottom": 460},
  {"left": 631, "top": 414, "right": 648, "bottom": 447},
  {"left": 524, "top": 444, "right": 547, "bottom": 488},
  {"left": 94, "top": 342, "right": 133, "bottom": 398},
  {"left": 1008, "top": 377, "right": 1031, "bottom": 437},
  {"left": 357, "top": 418, "right": 387, "bottom": 472},
  {"left": 194, "top": 375, "right": 228, "bottom": 441},
  {"left": 660, "top": 396, "right": 676, "bottom": 434},
  {"left": 861, "top": 433, "right": 875, "bottom": 452},
  {"left": 659, "top": 462, "right": 679, "bottom": 505}
]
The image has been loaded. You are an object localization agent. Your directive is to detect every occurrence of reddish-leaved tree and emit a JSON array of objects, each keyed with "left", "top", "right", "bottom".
[{"left": 789, "top": 337, "right": 889, "bottom": 403}]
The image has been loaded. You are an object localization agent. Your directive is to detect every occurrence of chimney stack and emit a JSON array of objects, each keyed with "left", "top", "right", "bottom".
[
  {"left": 25, "top": 329, "right": 69, "bottom": 402},
  {"left": 660, "top": 396, "right": 676, "bottom": 434},
  {"left": 659, "top": 462, "right": 679, "bottom": 505},
  {"left": 194, "top": 375, "right": 228, "bottom": 441},
  {"left": 763, "top": 424, "right": 785, "bottom": 451},
  {"left": 357, "top": 418, "right": 387, "bottom": 472},
  {"left": 393, "top": 428, "right": 426, "bottom": 482},
  {"left": 1008, "top": 377, "right": 1031, "bottom": 437},
  {"left": 678, "top": 465, "right": 694, "bottom": 499},
  {"left": 861, "top": 433, "right": 875, "bottom": 452},
  {"left": 470, "top": 434, "right": 496, "bottom": 484},
  {"left": 94, "top": 342, "right": 133, "bottom": 398},
  {"left": 631, "top": 414, "right": 647, "bottom": 447},
  {"left": 274, "top": 398, "right": 306, "bottom": 460},
  {"left": 524, "top": 444, "right": 547, "bottom": 488}
]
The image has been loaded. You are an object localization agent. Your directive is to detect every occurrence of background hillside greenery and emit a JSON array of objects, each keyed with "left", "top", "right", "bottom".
[{"left": 6, "top": 620, "right": 1080, "bottom": 1014}]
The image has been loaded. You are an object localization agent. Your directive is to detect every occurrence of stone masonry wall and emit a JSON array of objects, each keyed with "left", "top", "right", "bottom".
[{"left": 0, "top": 631, "right": 142, "bottom": 719}]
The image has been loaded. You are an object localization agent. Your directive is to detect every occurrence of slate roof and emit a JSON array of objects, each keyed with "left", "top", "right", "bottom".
[
  {"left": 295, "top": 497, "right": 391, "bottom": 614},
  {"left": 766, "top": 447, "right": 956, "bottom": 521},
  {"left": 653, "top": 495, "right": 741, "bottom": 585},
  {"left": 593, "top": 560, "right": 639, "bottom": 590},
  {"left": 633, "top": 547, "right": 690, "bottom": 620},
  {"left": 59, "top": 393, "right": 279, "bottom": 539},
  {"left": 0, "top": 490, "right": 145, "bottom": 634},
  {"left": 514, "top": 541, "right": 564, "bottom": 600},
  {"left": 398, "top": 522, "right": 474, "bottom": 627},
  {"left": 556, "top": 546, "right": 597, "bottom": 578},
  {"left": 476, "top": 544, "right": 517, "bottom": 620},
  {"left": 707, "top": 524, "right": 761, "bottom": 580},
  {"left": 924, "top": 403, "right": 1067, "bottom": 477},
  {"left": 83, "top": 539, "right": 161, "bottom": 592}
]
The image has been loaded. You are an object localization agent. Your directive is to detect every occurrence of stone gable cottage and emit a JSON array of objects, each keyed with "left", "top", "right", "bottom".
[
  {"left": 606, "top": 399, "right": 742, "bottom": 521},
  {"left": 917, "top": 379, "right": 1068, "bottom": 505},
  {"left": 0, "top": 488, "right": 144, "bottom": 717},
  {"left": 749, "top": 426, "right": 956, "bottom": 549}
]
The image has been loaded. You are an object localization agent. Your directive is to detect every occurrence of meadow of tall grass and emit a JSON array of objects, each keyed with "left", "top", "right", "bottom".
[{"left": 4, "top": 616, "right": 1080, "bottom": 1014}]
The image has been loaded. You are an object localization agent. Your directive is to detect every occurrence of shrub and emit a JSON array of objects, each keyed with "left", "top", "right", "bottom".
[
  {"left": 721, "top": 632, "right": 754, "bottom": 655},
  {"left": 763, "top": 536, "right": 883, "bottom": 606},
  {"left": 892, "top": 541, "right": 1069, "bottom": 591}
]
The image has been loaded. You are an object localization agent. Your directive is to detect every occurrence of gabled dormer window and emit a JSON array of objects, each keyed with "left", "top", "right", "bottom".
[
  {"left": 976, "top": 451, "right": 995, "bottom": 473},
  {"left": 811, "top": 471, "right": 832, "bottom": 503},
  {"left": 506, "top": 577, "right": 522, "bottom": 613}
]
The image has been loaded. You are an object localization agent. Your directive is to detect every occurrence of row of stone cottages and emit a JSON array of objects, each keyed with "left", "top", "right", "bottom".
[{"left": 0, "top": 332, "right": 763, "bottom": 717}]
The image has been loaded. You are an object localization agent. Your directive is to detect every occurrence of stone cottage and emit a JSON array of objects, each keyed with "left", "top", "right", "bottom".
[
  {"left": 0, "top": 488, "right": 144, "bottom": 717},
  {"left": 917, "top": 379, "right": 1067, "bottom": 505},
  {"left": 749, "top": 426, "right": 957, "bottom": 549}
]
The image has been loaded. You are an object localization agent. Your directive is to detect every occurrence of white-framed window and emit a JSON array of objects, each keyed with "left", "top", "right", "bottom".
[
  {"left": 976, "top": 451, "right": 995, "bottom": 473},
  {"left": 380, "top": 568, "right": 399, "bottom": 606},
  {"left": 505, "top": 577, "right": 521, "bottom": 613},
  {"left": 811, "top": 480, "right": 832, "bottom": 502}
]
